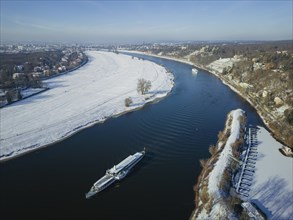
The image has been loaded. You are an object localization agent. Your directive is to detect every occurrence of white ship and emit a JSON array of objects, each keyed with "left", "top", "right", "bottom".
[
  {"left": 85, "top": 149, "right": 145, "bottom": 199},
  {"left": 192, "top": 68, "right": 198, "bottom": 75}
]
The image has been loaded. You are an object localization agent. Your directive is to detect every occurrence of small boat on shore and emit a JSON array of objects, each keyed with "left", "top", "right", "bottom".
[
  {"left": 192, "top": 68, "right": 198, "bottom": 75},
  {"left": 85, "top": 149, "right": 145, "bottom": 199}
]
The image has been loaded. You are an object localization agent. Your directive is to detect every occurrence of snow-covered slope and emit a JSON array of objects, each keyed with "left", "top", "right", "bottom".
[
  {"left": 195, "top": 109, "right": 245, "bottom": 219},
  {"left": 207, "top": 109, "right": 244, "bottom": 218},
  {"left": 207, "top": 57, "right": 241, "bottom": 74},
  {"left": 248, "top": 126, "right": 293, "bottom": 219},
  {"left": 208, "top": 109, "right": 244, "bottom": 196},
  {"left": 0, "top": 51, "right": 174, "bottom": 161}
]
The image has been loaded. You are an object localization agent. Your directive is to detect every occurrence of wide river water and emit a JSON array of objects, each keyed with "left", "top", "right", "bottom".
[{"left": 0, "top": 53, "right": 264, "bottom": 219}]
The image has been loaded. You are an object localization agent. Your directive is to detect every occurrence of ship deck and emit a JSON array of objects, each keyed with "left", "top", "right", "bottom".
[
  {"left": 94, "top": 174, "right": 115, "bottom": 188},
  {"left": 108, "top": 152, "right": 143, "bottom": 175}
]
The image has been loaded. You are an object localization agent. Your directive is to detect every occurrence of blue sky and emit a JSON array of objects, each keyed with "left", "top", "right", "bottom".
[{"left": 1, "top": 0, "right": 292, "bottom": 43}]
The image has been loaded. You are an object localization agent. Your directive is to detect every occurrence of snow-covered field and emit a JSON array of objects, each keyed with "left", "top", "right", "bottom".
[
  {"left": 21, "top": 88, "right": 44, "bottom": 97},
  {"left": 0, "top": 51, "right": 174, "bottom": 161},
  {"left": 248, "top": 126, "right": 293, "bottom": 219}
]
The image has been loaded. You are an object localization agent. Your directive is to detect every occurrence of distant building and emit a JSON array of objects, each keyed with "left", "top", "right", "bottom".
[
  {"left": 32, "top": 72, "right": 44, "bottom": 78},
  {"left": 239, "top": 82, "right": 253, "bottom": 89},
  {"left": 253, "top": 62, "right": 265, "bottom": 71},
  {"left": 12, "top": 72, "right": 25, "bottom": 79},
  {"left": 34, "top": 66, "right": 42, "bottom": 72},
  {"left": 43, "top": 69, "right": 50, "bottom": 77},
  {"left": 274, "top": 97, "right": 283, "bottom": 106},
  {"left": 57, "top": 66, "right": 66, "bottom": 72}
]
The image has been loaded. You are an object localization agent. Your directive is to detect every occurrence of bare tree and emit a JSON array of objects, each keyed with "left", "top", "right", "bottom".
[
  {"left": 137, "top": 78, "right": 152, "bottom": 95},
  {"left": 5, "top": 90, "right": 13, "bottom": 104},
  {"left": 124, "top": 97, "right": 133, "bottom": 107},
  {"left": 17, "top": 89, "right": 22, "bottom": 100}
]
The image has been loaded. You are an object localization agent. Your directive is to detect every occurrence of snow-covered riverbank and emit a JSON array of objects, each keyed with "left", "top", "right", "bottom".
[
  {"left": 192, "top": 109, "right": 245, "bottom": 219},
  {"left": 0, "top": 51, "right": 174, "bottom": 161},
  {"left": 248, "top": 126, "right": 293, "bottom": 219},
  {"left": 191, "top": 109, "right": 293, "bottom": 219}
]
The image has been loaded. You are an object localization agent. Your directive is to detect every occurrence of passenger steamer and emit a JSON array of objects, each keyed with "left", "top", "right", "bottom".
[{"left": 86, "top": 149, "right": 145, "bottom": 198}]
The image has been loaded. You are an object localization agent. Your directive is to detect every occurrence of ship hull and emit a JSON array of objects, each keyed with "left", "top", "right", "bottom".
[{"left": 86, "top": 150, "right": 145, "bottom": 198}]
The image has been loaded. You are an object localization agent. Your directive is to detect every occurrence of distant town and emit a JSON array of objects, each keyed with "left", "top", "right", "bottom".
[{"left": 0, "top": 43, "right": 87, "bottom": 106}]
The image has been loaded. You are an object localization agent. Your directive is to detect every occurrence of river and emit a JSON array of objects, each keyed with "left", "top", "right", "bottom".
[{"left": 0, "top": 53, "right": 264, "bottom": 219}]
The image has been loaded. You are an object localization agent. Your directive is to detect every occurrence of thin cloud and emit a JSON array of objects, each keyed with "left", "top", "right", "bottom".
[{"left": 13, "top": 19, "right": 58, "bottom": 31}]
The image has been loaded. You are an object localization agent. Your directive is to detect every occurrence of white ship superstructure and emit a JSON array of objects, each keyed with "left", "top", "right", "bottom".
[
  {"left": 192, "top": 68, "right": 198, "bottom": 75},
  {"left": 86, "top": 150, "right": 145, "bottom": 199}
]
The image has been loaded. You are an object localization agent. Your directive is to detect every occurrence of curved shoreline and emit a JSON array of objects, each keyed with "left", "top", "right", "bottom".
[
  {"left": 0, "top": 51, "right": 174, "bottom": 162},
  {"left": 121, "top": 50, "right": 290, "bottom": 147},
  {"left": 0, "top": 91, "right": 173, "bottom": 163}
]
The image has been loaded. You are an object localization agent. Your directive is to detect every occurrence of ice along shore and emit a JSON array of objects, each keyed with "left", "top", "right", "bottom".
[{"left": 0, "top": 51, "right": 174, "bottom": 161}]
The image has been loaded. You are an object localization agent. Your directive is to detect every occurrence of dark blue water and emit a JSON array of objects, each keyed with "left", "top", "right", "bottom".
[{"left": 0, "top": 54, "right": 264, "bottom": 219}]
